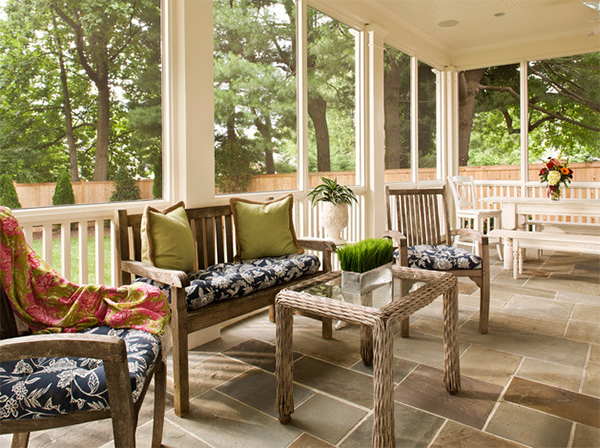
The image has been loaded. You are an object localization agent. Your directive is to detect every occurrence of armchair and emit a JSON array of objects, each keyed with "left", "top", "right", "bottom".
[
  {"left": 385, "top": 186, "right": 490, "bottom": 335},
  {"left": 0, "top": 207, "right": 169, "bottom": 447}
]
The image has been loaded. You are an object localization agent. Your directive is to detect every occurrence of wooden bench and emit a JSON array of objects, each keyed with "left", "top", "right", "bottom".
[
  {"left": 489, "top": 228, "right": 600, "bottom": 278},
  {"left": 115, "top": 205, "right": 335, "bottom": 417}
]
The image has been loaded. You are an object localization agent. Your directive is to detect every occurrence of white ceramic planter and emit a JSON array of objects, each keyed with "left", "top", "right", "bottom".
[{"left": 321, "top": 202, "right": 349, "bottom": 244}]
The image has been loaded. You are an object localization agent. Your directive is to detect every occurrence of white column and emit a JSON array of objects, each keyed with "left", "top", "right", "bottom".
[
  {"left": 365, "top": 25, "right": 387, "bottom": 239},
  {"left": 296, "top": 0, "right": 309, "bottom": 236},
  {"left": 520, "top": 61, "right": 529, "bottom": 197},
  {"left": 169, "top": 0, "right": 215, "bottom": 208},
  {"left": 410, "top": 57, "right": 418, "bottom": 183}
]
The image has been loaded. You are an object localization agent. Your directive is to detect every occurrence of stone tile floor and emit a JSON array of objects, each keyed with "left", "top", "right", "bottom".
[{"left": 4, "top": 252, "right": 599, "bottom": 447}]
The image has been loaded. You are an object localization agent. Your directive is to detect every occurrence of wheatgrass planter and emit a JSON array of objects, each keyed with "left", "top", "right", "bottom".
[{"left": 341, "top": 262, "right": 393, "bottom": 305}]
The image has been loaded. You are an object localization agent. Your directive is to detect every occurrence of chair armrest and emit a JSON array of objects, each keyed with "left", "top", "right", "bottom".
[
  {"left": 451, "top": 229, "right": 489, "bottom": 246},
  {"left": 382, "top": 230, "right": 408, "bottom": 266},
  {"left": 121, "top": 260, "right": 190, "bottom": 288},
  {"left": 0, "top": 333, "right": 126, "bottom": 363}
]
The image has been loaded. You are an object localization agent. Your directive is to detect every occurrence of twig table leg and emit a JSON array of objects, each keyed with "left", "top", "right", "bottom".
[
  {"left": 442, "top": 283, "right": 460, "bottom": 394},
  {"left": 372, "top": 321, "right": 395, "bottom": 448},
  {"left": 275, "top": 303, "right": 294, "bottom": 423}
]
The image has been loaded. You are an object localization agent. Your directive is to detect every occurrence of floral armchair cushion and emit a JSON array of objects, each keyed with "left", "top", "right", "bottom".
[
  {"left": 135, "top": 253, "right": 320, "bottom": 311},
  {"left": 395, "top": 245, "right": 482, "bottom": 270},
  {"left": 0, "top": 326, "right": 161, "bottom": 420}
]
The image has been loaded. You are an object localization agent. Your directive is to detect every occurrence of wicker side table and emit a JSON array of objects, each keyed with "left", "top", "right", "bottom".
[{"left": 275, "top": 266, "right": 460, "bottom": 448}]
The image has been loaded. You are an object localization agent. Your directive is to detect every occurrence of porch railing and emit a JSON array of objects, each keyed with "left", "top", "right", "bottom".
[{"left": 9, "top": 182, "right": 597, "bottom": 286}]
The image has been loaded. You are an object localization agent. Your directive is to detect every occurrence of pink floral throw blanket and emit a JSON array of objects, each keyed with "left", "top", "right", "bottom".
[{"left": 0, "top": 207, "right": 170, "bottom": 335}]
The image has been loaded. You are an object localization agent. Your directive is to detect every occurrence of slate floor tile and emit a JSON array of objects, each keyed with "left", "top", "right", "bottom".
[
  {"left": 340, "top": 402, "right": 444, "bottom": 448},
  {"left": 504, "top": 377, "right": 600, "bottom": 429},
  {"left": 290, "top": 393, "right": 368, "bottom": 445},
  {"left": 292, "top": 355, "right": 375, "bottom": 408},
  {"left": 430, "top": 420, "right": 528, "bottom": 448},
  {"left": 486, "top": 402, "right": 572, "bottom": 448},
  {"left": 216, "top": 368, "right": 313, "bottom": 417},
  {"left": 394, "top": 365, "right": 503, "bottom": 429},
  {"left": 223, "top": 338, "right": 301, "bottom": 373},
  {"left": 571, "top": 423, "right": 600, "bottom": 448},
  {"left": 169, "top": 389, "right": 302, "bottom": 448}
]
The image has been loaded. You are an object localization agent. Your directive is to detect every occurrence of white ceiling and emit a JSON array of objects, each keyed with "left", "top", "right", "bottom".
[
  {"left": 374, "top": 0, "right": 598, "bottom": 51},
  {"left": 371, "top": 0, "right": 600, "bottom": 65},
  {"left": 316, "top": 0, "right": 600, "bottom": 69}
]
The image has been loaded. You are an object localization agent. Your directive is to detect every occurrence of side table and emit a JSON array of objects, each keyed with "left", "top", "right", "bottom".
[{"left": 275, "top": 266, "right": 460, "bottom": 448}]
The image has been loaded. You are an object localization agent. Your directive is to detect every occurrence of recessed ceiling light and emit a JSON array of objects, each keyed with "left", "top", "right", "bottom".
[
  {"left": 438, "top": 20, "right": 459, "bottom": 28},
  {"left": 494, "top": 12, "right": 506, "bottom": 17}
]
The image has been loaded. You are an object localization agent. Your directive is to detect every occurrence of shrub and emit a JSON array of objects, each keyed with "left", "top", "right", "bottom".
[
  {"left": 110, "top": 167, "right": 141, "bottom": 202},
  {"left": 336, "top": 238, "right": 394, "bottom": 273},
  {"left": 52, "top": 172, "right": 76, "bottom": 205},
  {"left": 0, "top": 174, "right": 22, "bottom": 209}
]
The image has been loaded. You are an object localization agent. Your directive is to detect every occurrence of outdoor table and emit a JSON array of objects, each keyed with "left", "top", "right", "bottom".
[{"left": 275, "top": 266, "right": 460, "bottom": 448}]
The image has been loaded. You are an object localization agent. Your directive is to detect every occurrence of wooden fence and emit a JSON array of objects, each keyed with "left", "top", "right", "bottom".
[{"left": 11, "top": 161, "right": 600, "bottom": 208}]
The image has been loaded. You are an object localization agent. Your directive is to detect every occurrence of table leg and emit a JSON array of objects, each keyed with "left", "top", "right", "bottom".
[
  {"left": 442, "top": 285, "right": 461, "bottom": 394},
  {"left": 372, "top": 321, "right": 395, "bottom": 448},
  {"left": 275, "top": 303, "right": 294, "bottom": 423},
  {"left": 360, "top": 292, "right": 374, "bottom": 366}
]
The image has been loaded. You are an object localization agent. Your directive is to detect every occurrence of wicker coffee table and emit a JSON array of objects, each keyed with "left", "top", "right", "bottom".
[{"left": 275, "top": 266, "right": 460, "bottom": 448}]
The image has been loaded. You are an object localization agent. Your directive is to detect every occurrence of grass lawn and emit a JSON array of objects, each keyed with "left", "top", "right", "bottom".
[{"left": 31, "top": 235, "right": 112, "bottom": 285}]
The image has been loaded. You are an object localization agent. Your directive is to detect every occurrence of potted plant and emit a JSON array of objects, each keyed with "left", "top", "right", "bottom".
[
  {"left": 306, "top": 177, "right": 358, "bottom": 243},
  {"left": 336, "top": 238, "right": 394, "bottom": 301}
]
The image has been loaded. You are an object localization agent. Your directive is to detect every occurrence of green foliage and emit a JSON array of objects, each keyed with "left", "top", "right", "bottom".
[
  {"left": 110, "top": 167, "right": 141, "bottom": 202},
  {"left": 0, "top": 0, "right": 162, "bottom": 185},
  {"left": 215, "top": 138, "right": 257, "bottom": 194},
  {"left": 306, "top": 177, "right": 357, "bottom": 205},
  {"left": 52, "top": 172, "right": 76, "bottom": 205},
  {"left": 0, "top": 174, "right": 21, "bottom": 209},
  {"left": 336, "top": 238, "right": 394, "bottom": 273}
]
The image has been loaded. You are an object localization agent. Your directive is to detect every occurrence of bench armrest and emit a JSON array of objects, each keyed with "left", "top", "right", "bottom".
[
  {"left": 121, "top": 260, "right": 190, "bottom": 288},
  {"left": 297, "top": 237, "right": 336, "bottom": 272}
]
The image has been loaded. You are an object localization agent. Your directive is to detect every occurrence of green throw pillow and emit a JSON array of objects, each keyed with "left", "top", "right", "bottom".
[
  {"left": 141, "top": 201, "right": 195, "bottom": 272},
  {"left": 230, "top": 194, "right": 303, "bottom": 260}
]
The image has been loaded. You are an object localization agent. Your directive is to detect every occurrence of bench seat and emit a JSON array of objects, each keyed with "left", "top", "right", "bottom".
[
  {"left": 134, "top": 253, "right": 320, "bottom": 310},
  {"left": 489, "top": 228, "right": 600, "bottom": 278}
]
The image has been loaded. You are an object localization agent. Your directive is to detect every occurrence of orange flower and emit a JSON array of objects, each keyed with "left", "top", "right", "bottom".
[{"left": 560, "top": 167, "right": 569, "bottom": 175}]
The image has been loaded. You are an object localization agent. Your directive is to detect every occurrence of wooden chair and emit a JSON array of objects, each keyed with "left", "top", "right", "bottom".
[
  {"left": 385, "top": 186, "right": 490, "bottom": 335},
  {"left": 0, "top": 284, "right": 166, "bottom": 448},
  {"left": 447, "top": 175, "right": 503, "bottom": 260}
]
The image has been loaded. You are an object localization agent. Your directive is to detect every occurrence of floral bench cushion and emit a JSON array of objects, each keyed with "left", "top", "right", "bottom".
[
  {"left": 135, "top": 253, "right": 320, "bottom": 311},
  {"left": 0, "top": 327, "right": 160, "bottom": 420},
  {"left": 395, "top": 245, "right": 482, "bottom": 270}
]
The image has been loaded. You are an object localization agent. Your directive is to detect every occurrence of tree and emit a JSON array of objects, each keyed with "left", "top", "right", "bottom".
[
  {"left": 0, "top": 175, "right": 22, "bottom": 209},
  {"left": 52, "top": 172, "right": 75, "bottom": 205},
  {"left": 459, "top": 54, "right": 600, "bottom": 166},
  {"left": 110, "top": 167, "right": 141, "bottom": 202},
  {"left": 0, "top": 0, "right": 162, "bottom": 185}
]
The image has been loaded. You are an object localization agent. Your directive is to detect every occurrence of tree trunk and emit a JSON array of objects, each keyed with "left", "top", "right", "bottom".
[
  {"left": 254, "top": 114, "right": 275, "bottom": 174},
  {"left": 458, "top": 69, "right": 485, "bottom": 167},
  {"left": 93, "top": 73, "right": 110, "bottom": 181},
  {"left": 307, "top": 94, "right": 330, "bottom": 172},
  {"left": 384, "top": 57, "right": 403, "bottom": 169},
  {"left": 53, "top": 23, "right": 79, "bottom": 182}
]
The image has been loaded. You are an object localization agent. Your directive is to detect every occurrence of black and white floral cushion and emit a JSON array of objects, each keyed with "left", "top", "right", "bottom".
[
  {"left": 0, "top": 327, "right": 160, "bottom": 420},
  {"left": 395, "top": 245, "right": 482, "bottom": 270},
  {"left": 135, "top": 253, "right": 320, "bottom": 311}
]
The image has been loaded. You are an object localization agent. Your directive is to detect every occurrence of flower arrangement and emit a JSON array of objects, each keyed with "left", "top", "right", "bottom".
[{"left": 539, "top": 155, "right": 573, "bottom": 201}]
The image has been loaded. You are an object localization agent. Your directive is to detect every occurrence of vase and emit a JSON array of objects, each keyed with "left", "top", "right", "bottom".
[
  {"left": 341, "top": 263, "right": 393, "bottom": 305},
  {"left": 321, "top": 202, "right": 349, "bottom": 244},
  {"left": 548, "top": 187, "right": 561, "bottom": 202}
]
